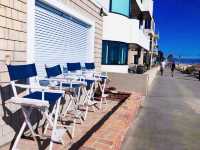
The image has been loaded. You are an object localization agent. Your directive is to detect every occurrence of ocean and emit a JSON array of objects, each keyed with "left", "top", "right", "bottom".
[{"left": 174, "top": 58, "right": 200, "bottom": 65}]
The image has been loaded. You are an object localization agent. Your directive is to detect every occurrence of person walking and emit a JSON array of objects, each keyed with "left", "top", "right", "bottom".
[
  {"left": 160, "top": 60, "right": 165, "bottom": 76},
  {"left": 171, "top": 61, "right": 176, "bottom": 77},
  {"left": 198, "top": 70, "right": 200, "bottom": 81}
]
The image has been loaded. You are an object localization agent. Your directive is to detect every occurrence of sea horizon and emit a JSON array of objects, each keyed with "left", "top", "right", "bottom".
[{"left": 174, "top": 58, "right": 200, "bottom": 65}]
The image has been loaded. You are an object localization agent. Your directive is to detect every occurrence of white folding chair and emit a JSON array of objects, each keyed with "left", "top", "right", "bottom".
[
  {"left": 95, "top": 74, "right": 109, "bottom": 109},
  {"left": 79, "top": 77, "right": 98, "bottom": 120},
  {"left": 7, "top": 64, "right": 65, "bottom": 150},
  {"left": 45, "top": 65, "right": 85, "bottom": 137},
  {"left": 67, "top": 62, "right": 82, "bottom": 76},
  {"left": 85, "top": 62, "right": 109, "bottom": 109}
]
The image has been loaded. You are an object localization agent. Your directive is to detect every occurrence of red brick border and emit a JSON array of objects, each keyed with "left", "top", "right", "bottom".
[{"left": 80, "top": 92, "right": 144, "bottom": 150}]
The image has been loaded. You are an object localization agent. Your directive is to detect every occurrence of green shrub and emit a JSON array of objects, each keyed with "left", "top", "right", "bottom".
[{"left": 184, "top": 66, "right": 196, "bottom": 74}]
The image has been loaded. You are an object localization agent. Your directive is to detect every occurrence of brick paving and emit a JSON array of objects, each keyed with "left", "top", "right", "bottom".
[{"left": 0, "top": 92, "right": 143, "bottom": 150}]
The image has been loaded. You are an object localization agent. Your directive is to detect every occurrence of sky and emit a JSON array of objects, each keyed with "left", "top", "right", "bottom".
[{"left": 154, "top": 0, "right": 200, "bottom": 58}]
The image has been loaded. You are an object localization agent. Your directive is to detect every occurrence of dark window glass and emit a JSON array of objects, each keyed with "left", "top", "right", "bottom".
[
  {"left": 102, "top": 41, "right": 128, "bottom": 65},
  {"left": 139, "top": 19, "right": 143, "bottom": 29},
  {"left": 110, "top": 0, "right": 130, "bottom": 17},
  {"left": 134, "top": 55, "right": 139, "bottom": 64},
  {"left": 145, "top": 20, "right": 151, "bottom": 29}
]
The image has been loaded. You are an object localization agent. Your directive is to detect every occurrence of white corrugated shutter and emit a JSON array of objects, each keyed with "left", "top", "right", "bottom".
[{"left": 34, "top": 1, "right": 91, "bottom": 76}]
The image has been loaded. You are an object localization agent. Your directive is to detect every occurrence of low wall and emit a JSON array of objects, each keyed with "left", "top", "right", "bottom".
[
  {"left": 144, "top": 66, "right": 160, "bottom": 88},
  {"left": 108, "top": 73, "right": 148, "bottom": 96},
  {"left": 108, "top": 67, "right": 159, "bottom": 96}
]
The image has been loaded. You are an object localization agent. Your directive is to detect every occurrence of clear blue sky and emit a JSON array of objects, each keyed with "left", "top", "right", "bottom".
[{"left": 154, "top": 0, "right": 200, "bottom": 58}]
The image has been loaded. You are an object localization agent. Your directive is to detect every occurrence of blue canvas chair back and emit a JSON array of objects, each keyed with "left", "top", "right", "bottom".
[
  {"left": 45, "top": 65, "right": 62, "bottom": 78},
  {"left": 67, "top": 62, "right": 81, "bottom": 72},
  {"left": 85, "top": 63, "right": 95, "bottom": 70},
  {"left": 7, "top": 64, "right": 37, "bottom": 81}
]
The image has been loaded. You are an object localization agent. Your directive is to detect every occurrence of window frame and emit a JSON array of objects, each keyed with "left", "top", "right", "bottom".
[
  {"left": 102, "top": 40, "right": 129, "bottom": 65},
  {"left": 109, "top": 0, "right": 132, "bottom": 18}
]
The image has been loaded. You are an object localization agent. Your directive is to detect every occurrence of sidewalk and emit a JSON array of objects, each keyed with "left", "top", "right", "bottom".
[
  {"left": 121, "top": 70, "right": 200, "bottom": 150},
  {"left": 0, "top": 92, "right": 143, "bottom": 150}
]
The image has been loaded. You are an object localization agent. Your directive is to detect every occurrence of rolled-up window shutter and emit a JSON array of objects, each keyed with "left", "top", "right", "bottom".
[{"left": 34, "top": 1, "right": 90, "bottom": 76}]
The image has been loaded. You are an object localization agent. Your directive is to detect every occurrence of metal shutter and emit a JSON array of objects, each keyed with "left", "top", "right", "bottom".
[{"left": 34, "top": 1, "right": 91, "bottom": 76}]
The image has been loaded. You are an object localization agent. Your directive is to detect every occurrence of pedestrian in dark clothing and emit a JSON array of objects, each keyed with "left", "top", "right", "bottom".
[
  {"left": 199, "top": 70, "right": 200, "bottom": 81},
  {"left": 171, "top": 62, "right": 176, "bottom": 77},
  {"left": 160, "top": 61, "right": 165, "bottom": 76}
]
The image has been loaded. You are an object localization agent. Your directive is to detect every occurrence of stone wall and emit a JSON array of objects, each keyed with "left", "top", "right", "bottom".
[
  {"left": 0, "top": 0, "right": 27, "bottom": 146},
  {"left": 0, "top": 0, "right": 103, "bottom": 147},
  {"left": 0, "top": 0, "right": 27, "bottom": 85}
]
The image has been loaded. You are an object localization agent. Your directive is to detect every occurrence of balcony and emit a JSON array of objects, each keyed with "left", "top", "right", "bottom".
[
  {"left": 142, "top": 0, "right": 153, "bottom": 17},
  {"left": 103, "top": 13, "right": 150, "bottom": 50},
  {"left": 144, "top": 18, "right": 155, "bottom": 37}
]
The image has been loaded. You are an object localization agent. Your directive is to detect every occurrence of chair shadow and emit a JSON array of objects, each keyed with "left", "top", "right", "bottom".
[
  {"left": 1, "top": 83, "right": 130, "bottom": 150},
  {"left": 0, "top": 83, "right": 50, "bottom": 150},
  {"left": 69, "top": 92, "right": 131, "bottom": 150}
]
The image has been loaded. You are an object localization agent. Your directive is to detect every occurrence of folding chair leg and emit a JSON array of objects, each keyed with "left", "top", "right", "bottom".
[
  {"left": 43, "top": 109, "right": 54, "bottom": 134},
  {"left": 104, "top": 97, "right": 108, "bottom": 105},
  {"left": 12, "top": 121, "right": 27, "bottom": 150},
  {"left": 63, "top": 95, "right": 77, "bottom": 117},
  {"left": 22, "top": 108, "right": 37, "bottom": 141},
  {"left": 63, "top": 98, "right": 72, "bottom": 117},
  {"left": 12, "top": 107, "right": 36, "bottom": 150},
  {"left": 71, "top": 119, "right": 76, "bottom": 138},
  {"left": 44, "top": 104, "right": 56, "bottom": 134},
  {"left": 84, "top": 106, "right": 89, "bottom": 120},
  {"left": 75, "top": 110, "right": 83, "bottom": 124},
  {"left": 62, "top": 94, "right": 71, "bottom": 116},
  {"left": 100, "top": 97, "right": 103, "bottom": 109},
  {"left": 49, "top": 99, "right": 61, "bottom": 150}
]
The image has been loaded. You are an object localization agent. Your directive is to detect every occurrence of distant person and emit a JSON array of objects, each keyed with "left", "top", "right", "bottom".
[
  {"left": 199, "top": 70, "right": 200, "bottom": 81},
  {"left": 171, "top": 62, "right": 176, "bottom": 77},
  {"left": 160, "top": 60, "right": 165, "bottom": 76}
]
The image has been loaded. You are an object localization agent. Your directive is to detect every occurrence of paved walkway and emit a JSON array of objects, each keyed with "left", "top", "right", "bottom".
[{"left": 122, "top": 69, "right": 200, "bottom": 150}]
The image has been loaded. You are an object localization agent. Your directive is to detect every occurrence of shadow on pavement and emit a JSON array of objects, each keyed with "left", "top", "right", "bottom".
[{"left": 69, "top": 92, "right": 130, "bottom": 150}]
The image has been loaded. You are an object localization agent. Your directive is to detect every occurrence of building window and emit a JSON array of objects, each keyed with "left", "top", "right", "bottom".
[
  {"left": 102, "top": 41, "right": 128, "bottom": 65},
  {"left": 139, "top": 19, "right": 143, "bottom": 29},
  {"left": 145, "top": 20, "right": 151, "bottom": 29},
  {"left": 110, "top": 0, "right": 131, "bottom": 17}
]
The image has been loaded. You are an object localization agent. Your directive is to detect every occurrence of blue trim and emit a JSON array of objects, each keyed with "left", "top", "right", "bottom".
[
  {"left": 67, "top": 62, "right": 81, "bottom": 72},
  {"left": 35, "top": 0, "right": 91, "bottom": 28},
  {"left": 62, "top": 83, "right": 81, "bottom": 88},
  {"left": 45, "top": 65, "right": 62, "bottom": 78},
  {"left": 24, "top": 91, "right": 62, "bottom": 107},
  {"left": 7, "top": 64, "right": 37, "bottom": 81},
  {"left": 85, "top": 63, "right": 95, "bottom": 70}
]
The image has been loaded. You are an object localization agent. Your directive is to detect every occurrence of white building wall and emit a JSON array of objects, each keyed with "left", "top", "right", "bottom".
[
  {"left": 136, "top": 0, "right": 144, "bottom": 11},
  {"left": 143, "top": 0, "right": 154, "bottom": 17},
  {"left": 103, "top": 13, "right": 150, "bottom": 50},
  {"left": 95, "top": 0, "right": 110, "bottom": 11},
  {"left": 101, "top": 65, "right": 128, "bottom": 73}
]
